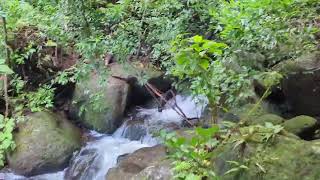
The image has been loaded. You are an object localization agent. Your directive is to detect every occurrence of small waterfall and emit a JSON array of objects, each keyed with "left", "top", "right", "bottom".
[
  {"left": 65, "top": 133, "right": 151, "bottom": 180},
  {"left": 137, "top": 95, "right": 207, "bottom": 124},
  {"left": 1, "top": 94, "right": 207, "bottom": 180}
]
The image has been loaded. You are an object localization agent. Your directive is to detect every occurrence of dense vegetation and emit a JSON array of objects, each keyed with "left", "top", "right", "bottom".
[{"left": 0, "top": 0, "right": 319, "bottom": 179}]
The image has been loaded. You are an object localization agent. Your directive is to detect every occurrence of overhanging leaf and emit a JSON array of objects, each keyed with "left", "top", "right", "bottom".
[{"left": 0, "top": 65, "right": 14, "bottom": 74}]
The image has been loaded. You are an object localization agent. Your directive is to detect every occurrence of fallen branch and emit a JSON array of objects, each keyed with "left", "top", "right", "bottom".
[{"left": 145, "top": 82, "right": 195, "bottom": 126}]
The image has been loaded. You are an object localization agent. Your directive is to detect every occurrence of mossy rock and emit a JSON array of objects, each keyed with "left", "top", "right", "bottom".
[
  {"left": 71, "top": 68, "right": 129, "bottom": 133},
  {"left": 275, "top": 51, "right": 320, "bottom": 116},
  {"left": 7, "top": 111, "right": 82, "bottom": 176},
  {"left": 283, "top": 115, "right": 317, "bottom": 135},
  {"left": 253, "top": 114, "right": 284, "bottom": 125},
  {"left": 71, "top": 63, "right": 165, "bottom": 133},
  {"left": 105, "top": 145, "right": 172, "bottom": 180},
  {"left": 214, "top": 133, "right": 320, "bottom": 180},
  {"left": 228, "top": 104, "right": 268, "bottom": 124}
]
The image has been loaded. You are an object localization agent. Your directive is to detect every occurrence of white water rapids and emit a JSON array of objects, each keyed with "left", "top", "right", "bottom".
[{"left": 0, "top": 95, "right": 207, "bottom": 180}]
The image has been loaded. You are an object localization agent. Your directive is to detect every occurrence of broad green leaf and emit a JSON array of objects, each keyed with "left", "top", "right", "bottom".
[
  {"left": 193, "top": 35, "right": 203, "bottom": 43},
  {"left": 0, "top": 59, "right": 5, "bottom": 64},
  {"left": 199, "top": 59, "right": 210, "bottom": 70},
  {"left": 0, "top": 65, "right": 14, "bottom": 74},
  {"left": 224, "top": 167, "right": 240, "bottom": 175},
  {"left": 45, "top": 40, "right": 57, "bottom": 47},
  {"left": 186, "top": 174, "right": 201, "bottom": 180}
]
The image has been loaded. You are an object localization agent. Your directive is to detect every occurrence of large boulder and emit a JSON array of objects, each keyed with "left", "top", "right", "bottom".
[
  {"left": 71, "top": 63, "right": 171, "bottom": 133},
  {"left": 7, "top": 111, "right": 82, "bottom": 176},
  {"left": 276, "top": 51, "right": 320, "bottom": 116},
  {"left": 105, "top": 145, "right": 172, "bottom": 180},
  {"left": 71, "top": 68, "right": 129, "bottom": 133},
  {"left": 214, "top": 131, "right": 320, "bottom": 180}
]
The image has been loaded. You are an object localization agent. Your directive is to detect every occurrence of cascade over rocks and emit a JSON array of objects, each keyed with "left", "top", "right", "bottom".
[{"left": 7, "top": 111, "right": 82, "bottom": 176}]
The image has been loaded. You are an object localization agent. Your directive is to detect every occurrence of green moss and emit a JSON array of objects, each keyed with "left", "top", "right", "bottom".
[
  {"left": 214, "top": 131, "right": 320, "bottom": 180},
  {"left": 283, "top": 115, "right": 317, "bottom": 135},
  {"left": 253, "top": 114, "right": 284, "bottom": 125},
  {"left": 7, "top": 111, "right": 82, "bottom": 176}
]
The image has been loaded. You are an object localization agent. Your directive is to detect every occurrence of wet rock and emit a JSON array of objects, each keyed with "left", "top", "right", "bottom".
[
  {"left": 7, "top": 111, "right": 81, "bottom": 176},
  {"left": 132, "top": 160, "right": 173, "bottom": 180},
  {"left": 214, "top": 133, "right": 320, "bottom": 180},
  {"left": 64, "top": 148, "right": 99, "bottom": 180},
  {"left": 222, "top": 112, "right": 241, "bottom": 123},
  {"left": 276, "top": 51, "right": 320, "bottom": 116},
  {"left": 65, "top": 135, "right": 149, "bottom": 180},
  {"left": 283, "top": 115, "right": 318, "bottom": 138},
  {"left": 105, "top": 145, "right": 172, "bottom": 180},
  {"left": 115, "top": 120, "right": 147, "bottom": 141}
]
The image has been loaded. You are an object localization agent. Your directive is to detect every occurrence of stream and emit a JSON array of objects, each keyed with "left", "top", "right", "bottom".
[{"left": 0, "top": 95, "right": 207, "bottom": 180}]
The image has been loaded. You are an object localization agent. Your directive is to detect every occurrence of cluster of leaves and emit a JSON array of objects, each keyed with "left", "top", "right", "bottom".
[
  {"left": 161, "top": 121, "right": 285, "bottom": 179},
  {"left": 170, "top": 35, "right": 252, "bottom": 112},
  {"left": 168, "top": 0, "right": 319, "bottom": 115},
  {"left": 99, "top": 0, "right": 219, "bottom": 64},
  {"left": 161, "top": 126, "right": 220, "bottom": 180},
  {"left": 213, "top": 0, "right": 319, "bottom": 69},
  {"left": 0, "top": 115, "right": 15, "bottom": 167},
  {"left": 10, "top": 76, "right": 55, "bottom": 113}
]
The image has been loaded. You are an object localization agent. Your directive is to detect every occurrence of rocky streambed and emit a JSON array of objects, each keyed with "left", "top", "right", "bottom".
[
  {"left": 3, "top": 52, "right": 320, "bottom": 180},
  {"left": 0, "top": 95, "right": 206, "bottom": 180}
]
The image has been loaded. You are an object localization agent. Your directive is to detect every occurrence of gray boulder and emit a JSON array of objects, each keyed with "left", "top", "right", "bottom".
[
  {"left": 7, "top": 111, "right": 82, "bottom": 176},
  {"left": 105, "top": 145, "right": 172, "bottom": 180}
]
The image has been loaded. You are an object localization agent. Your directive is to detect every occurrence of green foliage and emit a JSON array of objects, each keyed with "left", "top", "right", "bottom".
[
  {"left": 100, "top": 0, "right": 218, "bottom": 63},
  {"left": 161, "top": 126, "right": 220, "bottom": 179},
  {"left": 0, "top": 59, "right": 13, "bottom": 75},
  {"left": 11, "top": 43, "right": 36, "bottom": 65},
  {"left": 0, "top": 115, "right": 15, "bottom": 167},
  {"left": 25, "top": 85, "right": 55, "bottom": 112},
  {"left": 213, "top": 0, "right": 319, "bottom": 69},
  {"left": 224, "top": 161, "right": 249, "bottom": 176},
  {"left": 10, "top": 80, "right": 56, "bottom": 113},
  {"left": 170, "top": 35, "right": 251, "bottom": 110},
  {"left": 232, "top": 122, "right": 284, "bottom": 149}
]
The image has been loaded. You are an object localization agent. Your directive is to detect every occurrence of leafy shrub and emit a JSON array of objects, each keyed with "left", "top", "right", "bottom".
[
  {"left": 213, "top": 0, "right": 319, "bottom": 69},
  {"left": 161, "top": 126, "right": 220, "bottom": 180},
  {"left": 100, "top": 0, "right": 219, "bottom": 63},
  {"left": 0, "top": 115, "right": 15, "bottom": 167},
  {"left": 169, "top": 35, "right": 252, "bottom": 115}
]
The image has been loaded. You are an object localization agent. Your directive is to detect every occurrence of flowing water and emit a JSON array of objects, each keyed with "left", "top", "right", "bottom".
[{"left": 0, "top": 95, "right": 207, "bottom": 180}]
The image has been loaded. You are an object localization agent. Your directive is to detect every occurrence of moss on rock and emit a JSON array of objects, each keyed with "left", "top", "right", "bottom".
[
  {"left": 7, "top": 111, "right": 82, "bottom": 176},
  {"left": 283, "top": 115, "right": 317, "bottom": 135},
  {"left": 214, "top": 131, "right": 320, "bottom": 180},
  {"left": 253, "top": 114, "right": 284, "bottom": 125}
]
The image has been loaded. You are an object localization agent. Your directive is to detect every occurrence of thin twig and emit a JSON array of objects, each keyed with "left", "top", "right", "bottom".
[
  {"left": 145, "top": 83, "right": 194, "bottom": 126},
  {"left": 2, "top": 16, "right": 10, "bottom": 118}
]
